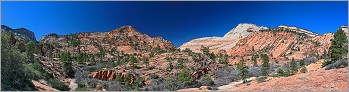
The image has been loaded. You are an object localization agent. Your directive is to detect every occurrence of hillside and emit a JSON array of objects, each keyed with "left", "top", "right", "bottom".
[{"left": 1, "top": 24, "right": 347, "bottom": 91}]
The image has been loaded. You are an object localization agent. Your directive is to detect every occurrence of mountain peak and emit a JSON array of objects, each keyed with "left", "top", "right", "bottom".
[
  {"left": 1, "top": 25, "right": 36, "bottom": 41},
  {"left": 222, "top": 23, "right": 268, "bottom": 40}
]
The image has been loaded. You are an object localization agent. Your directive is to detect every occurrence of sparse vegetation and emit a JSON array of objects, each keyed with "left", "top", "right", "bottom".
[
  {"left": 325, "top": 60, "right": 348, "bottom": 70},
  {"left": 257, "top": 76, "right": 268, "bottom": 83},
  {"left": 323, "top": 29, "right": 348, "bottom": 67},
  {"left": 261, "top": 54, "right": 270, "bottom": 76},
  {"left": 61, "top": 52, "right": 75, "bottom": 77},
  {"left": 237, "top": 57, "right": 249, "bottom": 83},
  {"left": 290, "top": 58, "right": 298, "bottom": 74},
  {"left": 200, "top": 75, "right": 214, "bottom": 86},
  {"left": 26, "top": 41, "right": 36, "bottom": 62},
  {"left": 47, "top": 79, "right": 70, "bottom": 91},
  {"left": 300, "top": 66, "right": 307, "bottom": 73},
  {"left": 1, "top": 32, "right": 36, "bottom": 91},
  {"left": 177, "top": 68, "right": 195, "bottom": 86}
]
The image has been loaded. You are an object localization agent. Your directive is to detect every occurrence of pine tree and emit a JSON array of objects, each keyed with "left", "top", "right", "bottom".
[
  {"left": 290, "top": 58, "right": 298, "bottom": 74},
  {"left": 261, "top": 54, "right": 270, "bottom": 76},
  {"left": 330, "top": 29, "right": 348, "bottom": 62},
  {"left": 1, "top": 32, "right": 35, "bottom": 90},
  {"left": 26, "top": 41, "right": 36, "bottom": 62},
  {"left": 61, "top": 52, "right": 75, "bottom": 77},
  {"left": 253, "top": 55, "right": 258, "bottom": 67},
  {"left": 200, "top": 45, "right": 210, "bottom": 55},
  {"left": 237, "top": 57, "right": 249, "bottom": 83},
  {"left": 299, "top": 59, "right": 305, "bottom": 66}
]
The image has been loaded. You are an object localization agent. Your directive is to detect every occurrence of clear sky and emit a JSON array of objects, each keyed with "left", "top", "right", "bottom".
[{"left": 2, "top": 1, "right": 348, "bottom": 47}]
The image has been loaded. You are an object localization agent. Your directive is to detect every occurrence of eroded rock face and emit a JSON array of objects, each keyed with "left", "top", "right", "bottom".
[
  {"left": 39, "top": 25, "right": 175, "bottom": 59},
  {"left": 180, "top": 23, "right": 334, "bottom": 66},
  {"left": 223, "top": 23, "right": 268, "bottom": 40},
  {"left": 278, "top": 25, "right": 319, "bottom": 37},
  {"left": 89, "top": 70, "right": 136, "bottom": 84},
  {"left": 1, "top": 25, "right": 37, "bottom": 41},
  {"left": 228, "top": 31, "right": 331, "bottom": 59},
  {"left": 179, "top": 23, "right": 267, "bottom": 53}
]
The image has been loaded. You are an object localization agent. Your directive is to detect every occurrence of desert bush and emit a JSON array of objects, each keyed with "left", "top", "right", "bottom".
[
  {"left": 76, "top": 82, "right": 89, "bottom": 91},
  {"left": 177, "top": 69, "right": 195, "bottom": 86},
  {"left": 257, "top": 76, "right": 268, "bottom": 83},
  {"left": 261, "top": 54, "right": 270, "bottom": 76},
  {"left": 325, "top": 60, "right": 348, "bottom": 70},
  {"left": 61, "top": 52, "right": 75, "bottom": 77},
  {"left": 145, "top": 77, "right": 183, "bottom": 91},
  {"left": 212, "top": 69, "right": 239, "bottom": 86},
  {"left": 300, "top": 66, "right": 307, "bottom": 73},
  {"left": 105, "top": 81, "right": 123, "bottom": 91},
  {"left": 274, "top": 60, "right": 279, "bottom": 64},
  {"left": 200, "top": 75, "right": 214, "bottom": 86},
  {"left": 248, "top": 67, "right": 262, "bottom": 77},
  {"left": 47, "top": 79, "right": 70, "bottom": 91},
  {"left": 290, "top": 58, "right": 298, "bottom": 74},
  {"left": 86, "top": 66, "right": 97, "bottom": 72},
  {"left": 150, "top": 74, "right": 159, "bottom": 79},
  {"left": 276, "top": 68, "right": 284, "bottom": 76}
]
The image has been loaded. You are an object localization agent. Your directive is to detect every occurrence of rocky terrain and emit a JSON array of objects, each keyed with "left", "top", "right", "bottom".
[
  {"left": 179, "top": 23, "right": 268, "bottom": 53},
  {"left": 178, "top": 59, "right": 348, "bottom": 91},
  {"left": 1, "top": 23, "right": 347, "bottom": 91},
  {"left": 1, "top": 25, "right": 36, "bottom": 41},
  {"left": 180, "top": 23, "right": 336, "bottom": 66}
]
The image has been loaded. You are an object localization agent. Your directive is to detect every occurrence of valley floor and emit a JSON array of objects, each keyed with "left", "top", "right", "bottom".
[{"left": 178, "top": 60, "right": 348, "bottom": 91}]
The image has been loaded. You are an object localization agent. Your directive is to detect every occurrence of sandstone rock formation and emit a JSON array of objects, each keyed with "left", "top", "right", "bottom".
[
  {"left": 39, "top": 25, "right": 175, "bottom": 58},
  {"left": 223, "top": 23, "right": 268, "bottom": 40},
  {"left": 89, "top": 70, "right": 137, "bottom": 84},
  {"left": 278, "top": 25, "right": 319, "bottom": 37},
  {"left": 179, "top": 23, "right": 267, "bottom": 53},
  {"left": 180, "top": 23, "right": 334, "bottom": 66},
  {"left": 32, "top": 80, "right": 59, "bottom": 91}
]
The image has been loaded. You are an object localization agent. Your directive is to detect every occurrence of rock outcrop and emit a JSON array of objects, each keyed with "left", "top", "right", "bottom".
[
  {"left": 39, "top": 25, "right": 175, "bottom": 58},
  {"left": 89, "top": 70, "right": 137, "bottom": 84},
  {"left": 278, "top": 25, "right": 319, "bottom": 37},
  {"left": 223, "top": 23, "right": 268, "bottom": 40},
  {"left": 180, "top": 23, "right": 333, "bottom": 66},
  {"left": 179, "top": 23, "right": 267, "bottom": 53},
  {"left": 1, "top": 25, "right": 36, "bottom": 41}
]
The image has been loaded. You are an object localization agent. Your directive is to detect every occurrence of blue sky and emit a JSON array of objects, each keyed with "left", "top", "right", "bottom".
[{"left": 2, "top": 1, "right": 348, "bottom": 47}]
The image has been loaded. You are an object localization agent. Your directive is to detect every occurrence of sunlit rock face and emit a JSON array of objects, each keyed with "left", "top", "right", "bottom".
[
  {"left": 179, "top": 23, "right": 268, "bottom": 53},
  {"left": 223, "top": 23, "right": 268, "bottom": 40}
]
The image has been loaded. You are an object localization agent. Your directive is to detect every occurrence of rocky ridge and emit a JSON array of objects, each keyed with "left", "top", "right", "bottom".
[
  {"left": 179, "top": 23, "right": 268, "bottom": 53},
  {"left": 1, "top": 25, "right": 36, "bottom": 41}
]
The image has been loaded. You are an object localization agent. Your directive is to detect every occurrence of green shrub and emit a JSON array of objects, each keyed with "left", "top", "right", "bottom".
[
  {"left": 325, "top": 60, "right": 348, "bottom": 70},
  {"left": 200, "top": 75, "right": 213, "bottom": 86},
  {"left": 76, "top": 82, "right": 89, "bottom": 91},
  {"left": 300, "top": 66, "right": 307, "bottom": 73},
  {"left": 61, "top": 52, "right": 75, "bottom": 77},
  {"left": 277, "top": 68, "right": 284, "bottom": 76},
  {"left": 177, "top": 69, "right": 195, "bottom": 86},
  {"left": 1, "top": 32, "right": 36, "bottom": 91},
  {"left": 257, "top": 76, "right": 268, "bottom": 83},
  {"left": 150, "top": 74, "right": 159, "bottom": 79},
  {"left": 261, "top": 54, "right": 270, "bottom": 76},
  {"left": 274, "top": 60, "right": 279, "bottom": 64},
  {"left": 290, "top": 58, "right": 298, "bottom": 74},
  {"left": 299, "top": 59, "right": 305, "bottom": 66},
  {"left": 47, "top": 79, "right": 70, "bottom": 91},
  {"left": 86, "top": 66, "right": 97, "bottom": 72}
]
